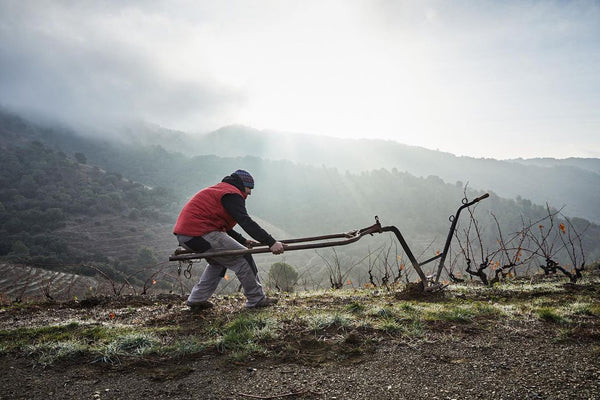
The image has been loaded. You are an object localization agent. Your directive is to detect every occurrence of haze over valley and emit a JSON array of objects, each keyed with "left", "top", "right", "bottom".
[
  {"left": 1, "top": 1, "right": 599, "bottom": 298},
  {"left": 1, "top": 109, "right": 599, "bottom": 299}
]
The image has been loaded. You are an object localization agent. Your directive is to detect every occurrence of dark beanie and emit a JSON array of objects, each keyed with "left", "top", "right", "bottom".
[{"left": 233, "top": 169, "right": 254, "bottom": 189}]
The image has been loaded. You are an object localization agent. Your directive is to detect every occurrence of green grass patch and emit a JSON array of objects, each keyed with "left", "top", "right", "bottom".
[
  {"left": 164, "top": 336, "right": 207, "bottom": 357},
  {"left": 345, "top": 301, "right": 366, "bottom": 313},
  {"left": 25, "top": 340, "right": 87, "bottom": 367},
  {"left": 304, "top": 312, "right": 354, "bottom": 334},
  {"left": 566, "top": 302, "right": 600, "bottom": 317},
  {"left": 366, "top": 304, "right": 424, "bottom": 337},
  {"left": 93, "top": 332, "right": 161, "bottom": 364},
  {"left": 370, "top": 306, "right": 397, "bottom": 319},
  {"left": 398, "top": 302, "right": 418, "bottom": 312},
  {"left": 214, "top": 313, "right": 277, "bottom": 360},
  {"left": 0, "top": 322, "right": 81, "bottom": 349},
  {"left": 422, "top": 301, "right": 503, "bottom": 324},
  {"left": 0, "top": 322, "right": 180, "bottom": 365},
  {"left": 0, "top": 322, "right": 153, "bottom": 352},
  {"left": 536, "top": 307, "right": 566, "bottom": 324},
  {"left": 0, "top": 322, "right": 102, "bottom": 351},
  {"left": 471, "top": 302, "right": 503, "bottom": 317},
  {"left": 555, "top": 327, "right": 575, "bottom": 342},
  {"left": 376, "top": 316, "right": 424, "bottom": 338},
  {"left": 424, "top": 305, "right": 475, "bottom": 324},
  {"left": 111, "top": 333, "right": 159, "bottom": 355},
  {"left": 378, "top": 316, "right": 401, "bottom": 333},
  {"left": 401, "top": 318, "right": 424, "bottom": 338}
]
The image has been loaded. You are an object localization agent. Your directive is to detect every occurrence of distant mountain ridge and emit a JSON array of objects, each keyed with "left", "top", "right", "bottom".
[
  {"left": 2, "top": 109, "right": 599, "bottom": 282},
  {"left": 2, "top": 108, "right": 598, "bottom": 223},
  {"left": 508, "top": 157, "right": 600, "bottom": 175},
  {"left": 165, "top": 125, "right": 600, "bottom": 224}
]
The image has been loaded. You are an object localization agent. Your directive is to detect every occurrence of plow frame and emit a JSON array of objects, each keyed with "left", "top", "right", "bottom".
[{"left": 169, "top": 193, "right": 490, "bottom": 289}]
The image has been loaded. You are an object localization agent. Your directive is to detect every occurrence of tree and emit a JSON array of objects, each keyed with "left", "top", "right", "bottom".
[
  {"left": 268, "top": 262, "right": 299, "bottom": 292},
  {"left": 128, "top": 208, "right": 140, "bottom": 220},
  {"left": 9, "top": 240, "right": 30, "bottom": 257},
  {"left": 74, "top": 152, "right": 87, "bottom": 164},
  {"left": 136, "top": 247, "right": 158, "bottom": 267}
]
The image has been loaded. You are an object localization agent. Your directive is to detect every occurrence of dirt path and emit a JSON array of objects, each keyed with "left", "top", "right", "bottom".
[
  {"left": 1, "top": 283, "right": 599, "bottom": 400},
  {"left": 2, "top": 322, "right": 599, "bottom": 400}
]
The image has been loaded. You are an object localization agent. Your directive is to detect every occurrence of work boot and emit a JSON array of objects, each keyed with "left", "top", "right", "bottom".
[
  {"left": 187, "top": 300, "right": 214, "bottom": 312},
  {"left": 248, "top": 297, "right": 278, "bottom": 309}
]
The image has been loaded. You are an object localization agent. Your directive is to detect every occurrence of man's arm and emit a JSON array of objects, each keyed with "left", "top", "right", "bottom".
[
  {"left": 221, "top": 194, "right": 277, "bottom": 247},
  {"left": 226, "top": 229, "right": 247, "bottom": 245}
]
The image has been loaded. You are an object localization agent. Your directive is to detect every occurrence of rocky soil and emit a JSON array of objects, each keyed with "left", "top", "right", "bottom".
[{"left": 1, "top": 285, "right": 599, "bottom": 400}]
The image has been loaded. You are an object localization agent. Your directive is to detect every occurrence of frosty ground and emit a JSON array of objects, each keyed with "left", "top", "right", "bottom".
[{"left": 1, "top": 279, "right": 599, "bottom": 400}]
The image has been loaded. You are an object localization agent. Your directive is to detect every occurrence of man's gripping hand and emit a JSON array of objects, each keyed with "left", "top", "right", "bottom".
[
  {"left": 245, "top": 239, "right": 260, "bottom": 248},
  {"left": 269, "top": 241, "right": 285, "bottom": 254}
]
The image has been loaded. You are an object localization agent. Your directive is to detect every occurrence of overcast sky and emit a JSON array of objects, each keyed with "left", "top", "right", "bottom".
[{"left": 1, "top": 1, "right": 599, "bottom": 159}]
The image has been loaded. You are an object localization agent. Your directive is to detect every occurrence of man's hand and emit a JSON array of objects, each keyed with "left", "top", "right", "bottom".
[
  {"left": 245, "top": 239, "right": 260, "bottom": 248},
  {"left": 269, "top": 241, "right": 285, "bottom": 254}
]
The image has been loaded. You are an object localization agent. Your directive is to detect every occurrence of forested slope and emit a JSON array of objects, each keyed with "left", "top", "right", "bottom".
[
  {"left": 0, "top": 136, "right": 177, "bottom": 282},
  {"left": 177, "top": 125, "right": 600, "bottom": 224},
  {"left": 1, "top": 110, "right": 599, "bottom": 290}
]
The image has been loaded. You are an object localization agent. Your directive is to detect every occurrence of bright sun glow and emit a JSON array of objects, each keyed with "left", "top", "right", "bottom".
[{"left": 1, "top": 1, "right": 599, "bottom": 159}]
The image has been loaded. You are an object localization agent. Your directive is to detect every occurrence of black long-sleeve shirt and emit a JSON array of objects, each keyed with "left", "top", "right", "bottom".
[{"left": 222, "top": 193, "right": 276, "bottom": 247}]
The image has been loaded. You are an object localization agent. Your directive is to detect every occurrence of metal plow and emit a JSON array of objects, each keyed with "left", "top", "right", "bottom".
[{"left": 170, "top": 193, "right": 490, "bottom": 290}]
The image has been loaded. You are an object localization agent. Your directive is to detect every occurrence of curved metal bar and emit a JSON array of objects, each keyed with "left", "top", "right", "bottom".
[
  {"left": 281, "top": 232, "right": 358, "bottom": 244},
  {"left": 433, "top": 193, "right": 490, "bottom": 282},
  {"left": 380, "top": 225, "right": 428, "bottom": 283},
  {"left": 168, "top": 221, "right": 382, "bottom": 262},
  {"left": 168, "top": 194, "right": 490, "bottom": 288}
]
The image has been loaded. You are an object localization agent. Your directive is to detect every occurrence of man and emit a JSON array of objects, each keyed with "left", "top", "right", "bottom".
[{"left": 173, "top": 169, "right": 284, "bottom": 310}]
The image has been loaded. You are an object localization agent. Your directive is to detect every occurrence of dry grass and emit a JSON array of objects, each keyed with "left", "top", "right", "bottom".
[{"left": 0, "top": 276, "right": 599, "bottom": 366}]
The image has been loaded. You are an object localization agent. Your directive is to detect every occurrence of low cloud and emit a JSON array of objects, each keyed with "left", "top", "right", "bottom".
[
  {"left": 0, "top": 1, "right": 244, "bottom": 132},
  {"left": 1, "top": 1, "right": 599, "bottom": 158}
]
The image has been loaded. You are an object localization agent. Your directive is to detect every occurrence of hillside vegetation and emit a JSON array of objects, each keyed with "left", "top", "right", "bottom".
[
  {"left": 1, "top": 109, "right": 599, "bottom": 296},
  {"left": 156, "top": 124, "right": 600, "bottom": 224},
  {"left": 0, "top": 137, "right": 177, "bottom": 285}
]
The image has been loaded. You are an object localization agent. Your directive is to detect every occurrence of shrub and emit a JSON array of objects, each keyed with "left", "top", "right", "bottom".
[{"left": 268, "top": 262, "right": 299, "bottom": 292}]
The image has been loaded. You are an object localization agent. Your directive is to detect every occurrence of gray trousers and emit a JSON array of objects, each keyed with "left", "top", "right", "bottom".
[{"left": 186, "top": 231, "right": 265, "bottom": 307}]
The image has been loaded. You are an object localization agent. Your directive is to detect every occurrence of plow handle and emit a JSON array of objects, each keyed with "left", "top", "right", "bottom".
[
  {"left": 434, "top": 192, "right": 490, "bottom": 283},
  {"left": 463, "top": 192, "right": 490, "bottom": 207},
  {"left": 474, "top": 193, "right": 490, "bottom": 202}
]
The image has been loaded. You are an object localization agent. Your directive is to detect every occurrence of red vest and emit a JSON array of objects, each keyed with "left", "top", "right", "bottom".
[{"left": 173, "top": 182, "right": 247, "bottom": 237}]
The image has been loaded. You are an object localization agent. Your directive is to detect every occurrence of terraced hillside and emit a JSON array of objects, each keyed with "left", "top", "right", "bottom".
[{"left": 0, "top": 264, "right": 98, "bottom": 302}]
